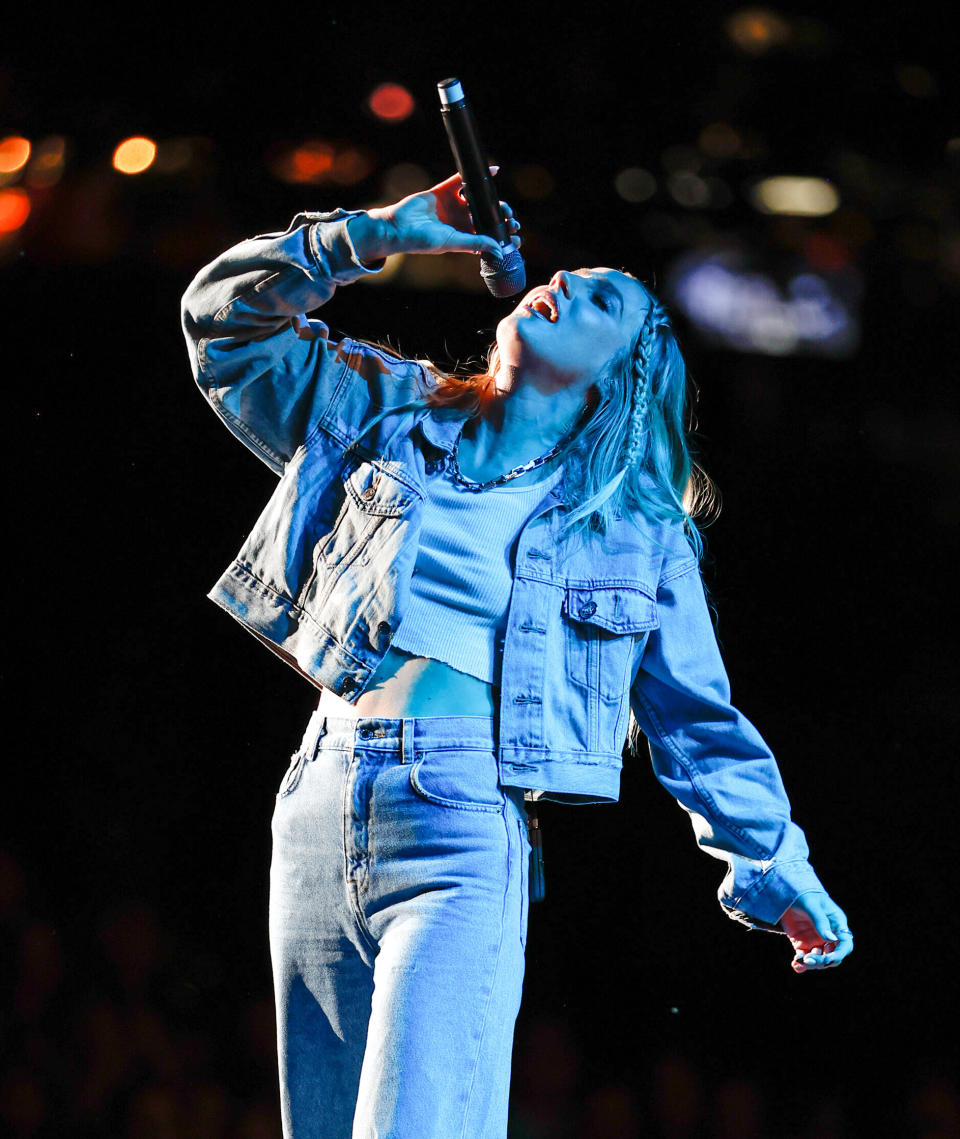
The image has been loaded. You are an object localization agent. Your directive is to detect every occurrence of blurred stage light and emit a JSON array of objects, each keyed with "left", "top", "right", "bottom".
[
  {"left": 333, "top": 146, "right": 376, "bottom": 186},
  {"left": 113, "top": 137, "right": 157, "bottom": 174},
  {"left": 614, "top": 167, "right": 657, "bottom": 203},
  {"left": 895, "top": 64, "right": 937, "bottom": 99},
  {"left": 0, "top": 136, "right": 31, "bottom": 175},
  {"left": 666, "top": 244, "right": 859, "bottom": 357},
  {"left": 284, "top": 140, "right": 334, "bottom": 182},
  {"left": 0, "top": 187, "right": 31, "bottom": 233},
  {"left": 667, "top": 171, "right": 711, "bottom": 208},
  {"left": 26, "top": 136, "right": 67, "bottom": 188},
  {"left": 750, "top": 176, "right": 839, "bottom": 216},
  {"left": 367, "top": 83, "right": 415, "bottom": 123},
  {"left": 698, "top": 122, "right": 741, "bottom": 159},
  {"left": 268, "top": 140, "right": 375, "bottom": 186},
  {"left": 725, "top": 7, "right": 791, "bottom": 54}
]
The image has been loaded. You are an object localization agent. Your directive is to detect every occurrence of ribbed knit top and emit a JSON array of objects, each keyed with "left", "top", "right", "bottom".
[{"left": 391, "top": 463, "right": 563, "bottom": 685}]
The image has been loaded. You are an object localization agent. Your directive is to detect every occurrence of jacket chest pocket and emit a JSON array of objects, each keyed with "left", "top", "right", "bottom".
[
  {"left": 316, "top": 460, "right": 419, "bottom": 570},
  {"left": 562, "top": 584, "right": 659, "bottom": 703}
]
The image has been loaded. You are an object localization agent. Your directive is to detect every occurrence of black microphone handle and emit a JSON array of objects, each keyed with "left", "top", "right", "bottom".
[
  {"left": 438, "top": 78, "right": 526, "bottom": 298},
  {"left": 439, "top": 94, "right": 508, "bottom": 242}
]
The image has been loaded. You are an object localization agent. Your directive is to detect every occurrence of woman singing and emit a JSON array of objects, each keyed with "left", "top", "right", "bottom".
[{"left": 181, "top": 171, "right": 853, "bottom": 1138}]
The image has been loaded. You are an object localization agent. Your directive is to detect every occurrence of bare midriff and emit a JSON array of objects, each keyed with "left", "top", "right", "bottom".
[{"left": 319, "top": 646, "right": 498, "bottom": 719}]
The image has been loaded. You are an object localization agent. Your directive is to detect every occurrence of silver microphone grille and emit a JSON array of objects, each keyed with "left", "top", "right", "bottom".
[{"left": 480, "top": 246, "right": 526, "bottom": 298}]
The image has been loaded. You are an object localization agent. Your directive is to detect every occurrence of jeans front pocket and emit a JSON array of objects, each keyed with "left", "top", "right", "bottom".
[{"left": 409, "top": 748, "right": 504, "bottom": 813}]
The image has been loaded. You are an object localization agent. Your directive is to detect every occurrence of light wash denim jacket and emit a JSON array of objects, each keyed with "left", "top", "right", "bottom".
[{"left": 181, "top": 210, "right": 826, "bottom": 928}]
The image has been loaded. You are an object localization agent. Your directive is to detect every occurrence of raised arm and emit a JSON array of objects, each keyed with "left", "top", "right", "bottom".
[{"left": 181, "top": 172, "right": 520, "bottom": 472}]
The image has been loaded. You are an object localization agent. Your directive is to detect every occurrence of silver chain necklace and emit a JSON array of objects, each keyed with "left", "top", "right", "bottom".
[{"left": 446, "top": 403, "right": 592, "bottom": 492}]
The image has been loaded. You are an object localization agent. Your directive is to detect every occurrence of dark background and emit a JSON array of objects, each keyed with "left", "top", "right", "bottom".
[{"left": 4, "top": 4, "right": 959, "bottom": 1136}]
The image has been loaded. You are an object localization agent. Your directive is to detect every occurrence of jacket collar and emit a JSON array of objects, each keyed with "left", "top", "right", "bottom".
[{"left": 417, "top": 405, "right": 469, "bottom": 454}]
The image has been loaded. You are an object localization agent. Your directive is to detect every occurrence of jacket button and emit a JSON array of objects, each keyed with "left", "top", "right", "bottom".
[
  {"left": 362, "top": 486, "right": 376, "bottom": 500},
  {"left": 578, "top": 601, "right": 597, "bottom": 619},
  {"left": 339, "top": 676, "right": 356, "bottom": 694},
  {"left": 377, "top": 621, "right": 391, "bottom": 638}
]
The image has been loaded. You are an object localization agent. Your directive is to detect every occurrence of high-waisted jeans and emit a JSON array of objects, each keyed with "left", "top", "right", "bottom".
[{"left": 269, "top": 709, "right": 531, "bottom": 1139}]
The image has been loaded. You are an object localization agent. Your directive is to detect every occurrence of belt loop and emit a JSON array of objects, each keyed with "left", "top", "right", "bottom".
[
  {"left": 309, "top": 713, "right": 327, "bottom": 761},
  {"left": 401, "top": 718, "right": 415, "bottom": 765}
]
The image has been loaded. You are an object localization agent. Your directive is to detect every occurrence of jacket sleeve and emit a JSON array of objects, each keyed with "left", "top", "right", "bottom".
[
  {"left": 180, "top": 209, "right": 385, "bottom": 473},
  {"left": 629, "top": 557, "right": 825, "bottom": 930}
]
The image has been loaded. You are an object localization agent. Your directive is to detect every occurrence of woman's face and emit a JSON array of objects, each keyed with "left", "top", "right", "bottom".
[{"left": 496, "top": 268, "right": 651, "bottom": 394}]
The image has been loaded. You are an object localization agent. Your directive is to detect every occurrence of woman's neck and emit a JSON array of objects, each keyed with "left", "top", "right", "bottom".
[{"left": 465, "top": 373, "right": 591, "bottom": 468}]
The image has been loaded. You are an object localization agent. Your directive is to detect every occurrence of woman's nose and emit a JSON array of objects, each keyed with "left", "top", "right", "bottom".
[{"left": 550, "top": 271, "right": 572, "bottom": 297}]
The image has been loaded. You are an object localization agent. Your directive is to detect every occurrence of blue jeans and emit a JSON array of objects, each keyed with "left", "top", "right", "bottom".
[{"left": 269, "top": 710, "right": 531, "bottom": 1138}]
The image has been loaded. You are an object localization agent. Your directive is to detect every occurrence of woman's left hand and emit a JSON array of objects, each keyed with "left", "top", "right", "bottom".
[
  {"left": 364, "top": 170, "right": 522, "bottom": 261},
  {"left": 780, "top": 890, "right": 853, "bottom": 973}
]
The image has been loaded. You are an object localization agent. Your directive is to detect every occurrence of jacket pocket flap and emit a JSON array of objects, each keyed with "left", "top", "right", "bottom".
[
  {"left": 563, "top": 584, "right": 659, "bottom": 634},
  {"left": 345, "top": 462, "right": 419, "bottom": 517}
]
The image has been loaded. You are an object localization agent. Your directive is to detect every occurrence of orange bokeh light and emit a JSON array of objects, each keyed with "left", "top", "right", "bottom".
[
  {"left": 368, "top": 84, "right": 415, "bottom": 123},
  {"left": 113, "top": 137, "right": 157, "bottom": 174},
  {"left": 290, "top": 142, "right": 335, "bottom": 181},
  {"left": 268, "top": 139, "right": 375, "bottom": 187},
  {"left": 0, "top": 188, "right": 31, "bottom": 233},
  {"left": 0, "top": 136, "right": 31, "bottom": 174}
]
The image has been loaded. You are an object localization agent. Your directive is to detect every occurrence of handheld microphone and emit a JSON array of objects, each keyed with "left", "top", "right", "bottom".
[{"left": 437, "top": 77, "right": 526, "bottom": 298}]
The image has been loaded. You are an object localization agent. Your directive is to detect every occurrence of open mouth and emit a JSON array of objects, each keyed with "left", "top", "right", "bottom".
[{"left": 525, "top": 294, "right": 559, "bottom": 323}]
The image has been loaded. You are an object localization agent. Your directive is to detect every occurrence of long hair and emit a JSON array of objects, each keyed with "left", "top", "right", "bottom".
[{"left": 344, "top": 278, "right": 717, "bottom": 560}]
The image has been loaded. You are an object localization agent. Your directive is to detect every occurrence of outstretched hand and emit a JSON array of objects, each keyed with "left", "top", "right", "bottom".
[
  {"left": 780, "top": 890, "right": 853, "bottom": 974},
  {"left": 365, "top": 171, "right": 522, "bottom": 261}
]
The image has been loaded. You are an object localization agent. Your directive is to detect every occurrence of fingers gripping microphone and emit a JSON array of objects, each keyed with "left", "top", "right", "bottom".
[{"left": 437, "top": 78, "right": 526, "bottom": 298}]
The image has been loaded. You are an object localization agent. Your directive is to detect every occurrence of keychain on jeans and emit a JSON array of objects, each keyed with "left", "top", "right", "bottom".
[{"left": 526, "top": 804, "right": 545, "bottom": 903}]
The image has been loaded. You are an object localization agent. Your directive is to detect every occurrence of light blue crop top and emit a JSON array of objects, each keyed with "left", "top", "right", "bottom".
[{"left": 391, "top": 464, "right": 563, "bottom": 684}]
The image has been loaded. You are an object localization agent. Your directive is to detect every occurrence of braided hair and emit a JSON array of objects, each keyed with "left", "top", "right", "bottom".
[
  {"left": 621, "top": 299, "right": 671, "bottom": 474},
  {"left": 557, "top": 284, "right": 713, "bottom": 558}
]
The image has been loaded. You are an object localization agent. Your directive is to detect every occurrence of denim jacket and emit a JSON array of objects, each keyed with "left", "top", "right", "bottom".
[{"left": 181, "top": 210, "right": 826, "bottom": 928}]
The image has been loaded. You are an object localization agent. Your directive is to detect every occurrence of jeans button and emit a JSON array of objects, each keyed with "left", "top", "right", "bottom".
[{"left": 359, "top": 727, "right": 372, "bottom": 740}]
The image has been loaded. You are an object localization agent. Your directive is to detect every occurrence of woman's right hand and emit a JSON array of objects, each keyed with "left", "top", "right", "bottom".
[
  {"left": 780, "top": 890, "right": 854, "bottom": 973},
  {"left": 349, "top": 170, "right": 521, "bottom": 264}
]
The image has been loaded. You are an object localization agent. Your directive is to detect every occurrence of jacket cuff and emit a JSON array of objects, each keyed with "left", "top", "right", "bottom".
[
  {"left": 723, "top": 858, "right": 827, "bottom": 931},
  {"left": 300, "top": 210, "right": 386, "bottom": 285}
]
